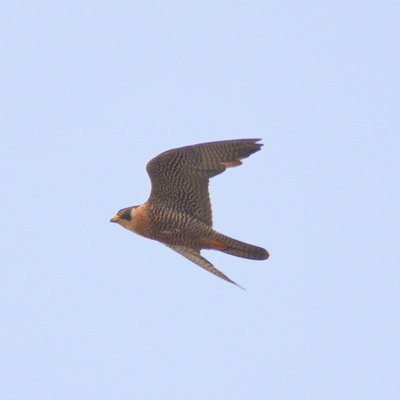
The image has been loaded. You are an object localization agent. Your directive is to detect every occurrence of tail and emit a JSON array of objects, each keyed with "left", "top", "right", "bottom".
[{"left": 209, "top": 231, "right": 269, "bottom": 260}]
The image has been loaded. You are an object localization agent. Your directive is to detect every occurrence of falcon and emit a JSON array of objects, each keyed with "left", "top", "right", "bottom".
[{"left": 110, "top": 139, "right": 269, "bottom": 288}]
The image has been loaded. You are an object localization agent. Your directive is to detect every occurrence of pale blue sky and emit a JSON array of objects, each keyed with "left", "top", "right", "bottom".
[{"left": 1, "top": 2, "right": 399, "bottom": 399}]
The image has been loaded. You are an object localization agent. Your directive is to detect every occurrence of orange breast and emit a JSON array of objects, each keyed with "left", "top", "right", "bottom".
[{"left": 130, "top": 203, "right": 153, "bottom": 238}]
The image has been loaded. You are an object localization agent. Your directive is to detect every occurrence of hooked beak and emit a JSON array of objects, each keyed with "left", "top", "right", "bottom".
[{"left": 110, "top": 215, "right": 120, "bottom": 223}]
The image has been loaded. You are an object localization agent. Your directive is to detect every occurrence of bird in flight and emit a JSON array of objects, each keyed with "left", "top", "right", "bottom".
[{"left": 110, "top": 139, "right": 269, "bottom": 288}]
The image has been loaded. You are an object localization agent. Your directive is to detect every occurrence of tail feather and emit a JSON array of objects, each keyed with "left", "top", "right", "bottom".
[{"left": 212, "top": 232, "right": 269, "bottom": 260}]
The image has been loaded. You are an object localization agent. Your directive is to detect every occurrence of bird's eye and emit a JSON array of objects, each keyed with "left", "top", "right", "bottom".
[{"left": 120, "top": 209, "right": 132, "bottom": 221}]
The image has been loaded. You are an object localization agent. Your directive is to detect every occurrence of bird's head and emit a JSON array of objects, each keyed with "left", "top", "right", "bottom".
[{"left": 110, "top": 206, "right": 138, "bottom": 229}]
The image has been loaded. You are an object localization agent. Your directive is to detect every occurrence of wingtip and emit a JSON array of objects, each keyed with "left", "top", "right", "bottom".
[
  {"left": 248, "top": 138, "right": 263, "bottom": 151},
  {"left": 234, "top": 281, "right": 246, "bottom": 291}
]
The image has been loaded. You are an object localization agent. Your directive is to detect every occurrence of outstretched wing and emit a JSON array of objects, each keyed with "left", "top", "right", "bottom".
[
  {"left": 166, "top": 245, "right": 245, "bottom": 290},
  {"left": 146, "top": 139, "right": 262, "bottom": 226}
]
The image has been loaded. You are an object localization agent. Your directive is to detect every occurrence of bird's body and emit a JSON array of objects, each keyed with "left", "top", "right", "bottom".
[{"left": 111, "top": 139, "right": 269, "bottom": 288}]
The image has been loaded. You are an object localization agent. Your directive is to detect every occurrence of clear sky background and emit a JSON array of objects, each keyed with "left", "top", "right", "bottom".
[{"left": 1, "top": 2, "right": 399, "bottom": 399}]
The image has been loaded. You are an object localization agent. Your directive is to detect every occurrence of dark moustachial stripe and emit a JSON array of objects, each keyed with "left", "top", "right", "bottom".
[{"left": 120, "top": 208, "right": 133, "bottom": 221}]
